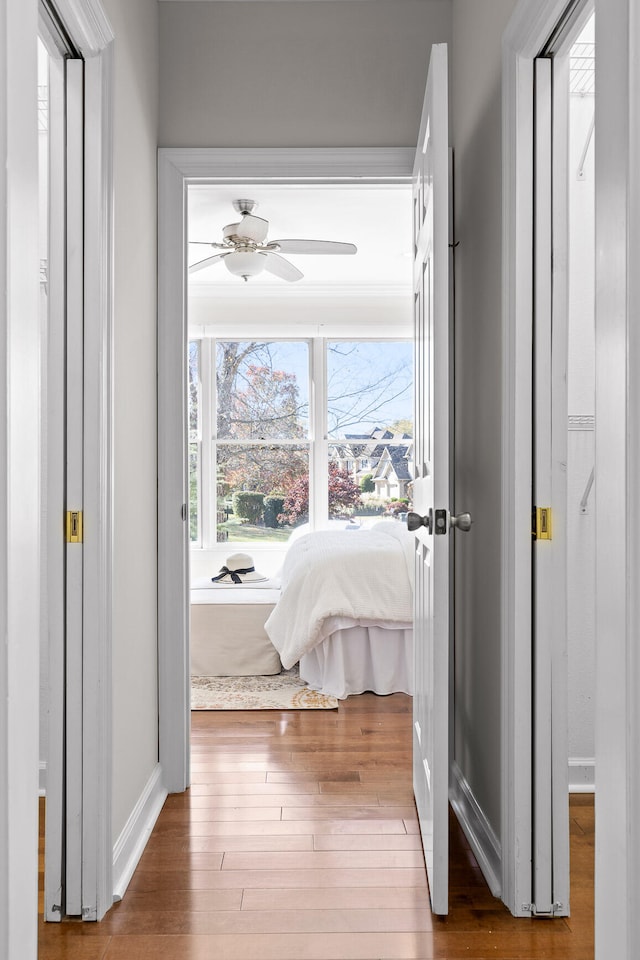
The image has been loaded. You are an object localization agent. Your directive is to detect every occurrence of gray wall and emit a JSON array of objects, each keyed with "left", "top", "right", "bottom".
[
  {"left": 103, "top": 0, "right": 160, "bottom": 841},
  {"left": 158, "top": 0, "right": 451, "bottom": 147},
  {"left": 157, "top": 0, "right": 520, "bottom": 850},
  {"left": 450, "top": 0, "right": 519, "bottom": 840}
]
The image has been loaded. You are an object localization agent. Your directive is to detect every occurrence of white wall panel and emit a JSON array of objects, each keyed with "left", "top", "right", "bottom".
[
  {"left": 450, "top": 0, "right": 519, "bottom": 842},
  {"left": 101, "top": 0, "right": 160, "bottom": 841}
]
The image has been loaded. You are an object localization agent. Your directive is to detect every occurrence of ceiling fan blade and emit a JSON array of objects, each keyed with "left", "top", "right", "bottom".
[
  {"left": 269, "top": 239, "right": 357, "bottom": 255},
  {"left": 263, "top": 251, "right": 304, "bottom": 282},
  {"left": 223, "top": 214, "right": 269, "bottom": 244},
  {"left": 239, "top": 213, "right": 269, "bottom": 243},
  {"left": 188, "top": 253, "right": 228, "bottom": 274}
]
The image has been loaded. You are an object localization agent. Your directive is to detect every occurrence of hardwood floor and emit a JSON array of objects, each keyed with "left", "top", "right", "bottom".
[{"left": 38, "top": 693, "right": 594, "bottom": 959}]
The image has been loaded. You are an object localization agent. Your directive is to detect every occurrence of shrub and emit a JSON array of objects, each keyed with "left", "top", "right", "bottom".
[
  {"left": 232, "top": 491, "right": 265, "bottom": 523},
  {"left": 386, "top": 499, "right": 411, "bottom": 516},
  {"left": 264, "top": 494, "right": 285, "bottom": 528},
  {"left": 279, "top": 465, "right": 361, "bottom": 526},
  {"left": 360, "top": 473, "right": 375, "bottom": 493}
]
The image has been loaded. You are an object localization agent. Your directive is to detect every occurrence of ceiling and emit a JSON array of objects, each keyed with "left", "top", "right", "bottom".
[{"left": 187, "top": 183, "right": 413, "bottom": 298}]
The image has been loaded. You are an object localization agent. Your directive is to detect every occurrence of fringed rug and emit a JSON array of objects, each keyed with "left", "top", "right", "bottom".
[{"left": 191, "top": 666, "right": 338, "bottom": 711}]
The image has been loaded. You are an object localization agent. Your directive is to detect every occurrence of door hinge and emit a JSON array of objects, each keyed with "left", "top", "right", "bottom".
[
  {"left": 65, "top": 510, "right": 83, "bottom": 543},
  {"left": 532, "top": 506, "right": 552, "bottom": 541},
  {"left": 526, "top": 901, "right": 563, "bottom": 917}
]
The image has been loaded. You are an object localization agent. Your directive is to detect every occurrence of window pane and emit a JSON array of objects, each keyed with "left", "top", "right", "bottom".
[
  {"left": 188, "top": 340, "right": 200, "bottom": 441},
  {"left": 328, "top": 440, "right": 413, "bottom": 524},
  {"left": 217, "top": 444, "right": 309, "bottom": 543},
  {"left": 189, "top": 442, "right": 200, "bottom": 544},
  {"left": 216, "top": 341, "right": 309, "bottom": 440},
  {"left": 327, "top": 341, "right": 413, "bottom": 440}
]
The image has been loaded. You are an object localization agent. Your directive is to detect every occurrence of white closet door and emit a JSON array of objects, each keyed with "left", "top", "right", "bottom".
[
  {"left": 532, "top": 55, "right": 570, "bottom": 917},
  {"left": 64, "top": 56, "right": 85, "bottom": 917}
]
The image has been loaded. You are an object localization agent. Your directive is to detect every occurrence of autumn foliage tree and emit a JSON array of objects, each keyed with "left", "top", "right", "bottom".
[{"left": 279, "top": 464, "right": 361, "bottom": 526}]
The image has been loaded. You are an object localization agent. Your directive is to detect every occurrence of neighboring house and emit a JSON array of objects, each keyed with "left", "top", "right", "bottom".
[{"left": 330, "top": 428, "right": 413, "bottom": 499}]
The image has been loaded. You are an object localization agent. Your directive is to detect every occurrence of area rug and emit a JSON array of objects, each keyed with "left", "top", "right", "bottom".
[{"left": 191, "top": 666, "right": 338, "bottom": 710}]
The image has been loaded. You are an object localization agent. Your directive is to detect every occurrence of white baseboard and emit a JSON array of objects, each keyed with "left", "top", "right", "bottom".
[
  {"left": 112, "top": 763, "right": 168, "bottom": 902},
  {"left": 39, "top": 761, "right": 47, "bottom": 797},
  {"left": 568, "top": 757, "right": 595, "bottom": 793},
  {"left": 450, "top": 762, "right": 502, "bottom": 897}
]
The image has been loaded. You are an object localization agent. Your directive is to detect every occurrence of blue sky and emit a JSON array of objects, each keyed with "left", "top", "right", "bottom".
[{"left": 215, "top": 339, "right": 413, "bottom": 438}]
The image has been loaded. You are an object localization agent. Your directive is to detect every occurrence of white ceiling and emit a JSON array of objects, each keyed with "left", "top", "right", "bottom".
[{"left": 187, "top": 183, "right": 413, "bottom": 297}]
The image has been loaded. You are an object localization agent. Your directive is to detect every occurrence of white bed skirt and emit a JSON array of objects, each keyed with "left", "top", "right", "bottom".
[{"left": 299, "top": 624, "right": 413, "bottom": 700}]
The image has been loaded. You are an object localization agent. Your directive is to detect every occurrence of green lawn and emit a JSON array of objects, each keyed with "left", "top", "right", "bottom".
[
  {"left": 218, "top": 519, "right": 293, "bottom": 543},
  {"left": 217, "top": 511, "right": 392, "bottom": 543}
]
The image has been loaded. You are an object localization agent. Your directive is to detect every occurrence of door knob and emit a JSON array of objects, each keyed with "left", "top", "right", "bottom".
[
  {"left": 407, "top": 510, "right": 432, "bottom": 534},
  {"left": 450, "top": 512, "right": 472, "bottom": 532}
]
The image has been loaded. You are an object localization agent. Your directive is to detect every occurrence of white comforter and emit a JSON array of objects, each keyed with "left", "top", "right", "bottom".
[{"left": 264, "top": 521, "right": 414, "bottom": 669}]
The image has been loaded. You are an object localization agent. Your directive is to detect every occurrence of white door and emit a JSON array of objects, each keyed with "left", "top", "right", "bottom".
[
  {"left": 409, "top": 43, "right": 458, "bottom": 917},
  {"left": 39, "top": 34, "right": 87, "bottom": 920},
  {"left": 531, "top": 52, "right": 570, "bottom": 917}
]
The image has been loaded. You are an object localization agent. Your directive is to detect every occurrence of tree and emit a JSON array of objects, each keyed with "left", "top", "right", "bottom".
[
  {"left": 360, "top": 473, "right": 375, "bottom": 493},
  {"left": 216, "top": 343, "right": 307, "bottom": 440},
  {"left": 216, "top": 342, "right": 309, "bottom": 496},
  {"left": 387, "top": 418, "right": 413, "bottom": 437},
  {"left": 279, "top": 464, "right": 361, "bottom": 526},
  {"left": 326, "top": 342, "right": 413, "bottom": 436}
]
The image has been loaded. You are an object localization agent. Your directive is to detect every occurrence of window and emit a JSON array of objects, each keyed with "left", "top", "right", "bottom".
[{"left": 189, "top": 338, "right": 413, "bottom": 545}]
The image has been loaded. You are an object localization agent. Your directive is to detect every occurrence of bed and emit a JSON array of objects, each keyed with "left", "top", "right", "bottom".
[{"left": 264, "top": 521, "right": 414, "bottom": 699}]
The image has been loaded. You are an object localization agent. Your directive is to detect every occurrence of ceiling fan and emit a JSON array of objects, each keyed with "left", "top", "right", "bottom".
[{"left": 188, "top": 199, "right": 357, "bottom": 282}]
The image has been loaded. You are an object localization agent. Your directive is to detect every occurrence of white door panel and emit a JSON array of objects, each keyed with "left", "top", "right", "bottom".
[
  {"left": 64, "top": 56, "right": 85, "bottom": 918},
  {"left": 532, "top": 53, "right": 570, "bottom": 917},
  {"left": 411, "top": 43, "right": 451, "bottom": 917},
  {"left": 43, "top": 44, "right": 66, "bottom": 926}
]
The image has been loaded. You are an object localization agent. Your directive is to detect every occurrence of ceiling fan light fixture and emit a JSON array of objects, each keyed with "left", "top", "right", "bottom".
[{"left": 223, "top": 250, "right": 267, "bottom": 281}]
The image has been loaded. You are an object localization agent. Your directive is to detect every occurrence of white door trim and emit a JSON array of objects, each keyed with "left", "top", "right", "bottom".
[
  {"left": 157, "top": 147, "right": 414, "bottom": 792},
  {"left": 0, "top": 2, "right": 41, "bottom": 958},
  {"left": 501, "top": 0, "right": 584, "bottom": 917},
  {"left": 594, "top": 2, "right": 640, "bottom": 955}
]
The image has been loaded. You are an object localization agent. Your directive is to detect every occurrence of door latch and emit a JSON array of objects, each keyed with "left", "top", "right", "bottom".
[
  {"left": 434, "top": 508, "right": 448, "bottom": 534},
  {"left": 533, "top": 506, "right": 552, "bottom": 540},
  {"left": 65, "top": 510, "right": 83, "bottom": 543}
]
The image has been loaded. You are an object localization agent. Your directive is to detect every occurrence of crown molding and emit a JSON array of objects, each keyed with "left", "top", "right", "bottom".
[
  {"left": 160, "top": 147, "right": 414, "bottom": 182},
  {"left": 187, "top": 280, "right": 412, "bottom": 299}
]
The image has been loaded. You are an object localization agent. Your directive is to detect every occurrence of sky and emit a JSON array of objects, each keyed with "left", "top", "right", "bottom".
[{"left": 214, "top": 339, "right": 413, "bottom": 439}]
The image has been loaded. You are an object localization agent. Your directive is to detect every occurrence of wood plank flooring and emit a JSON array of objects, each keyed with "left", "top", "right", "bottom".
[{"left": 38, "top": 693, "right": 594, "bottom": 959}]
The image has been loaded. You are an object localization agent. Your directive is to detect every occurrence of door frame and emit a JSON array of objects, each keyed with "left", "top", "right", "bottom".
[
  {"left": 157, "top": 146, "right": 415, "bottom": 793},
  {"left": 0, "top": 2, "right": 41, "bottom": 957},
  {"left": 1, "top": 0, "right": 115, "bottom": 949},
  {"left": 49, "top": 0, "right": 115, "bottom": 921},
  {"left": 593, "top": 1, "right": 640, "bottom": 955},
  {"left": 502, "top": 0, "right": 640, "bottom": 946},
  {"left": 501, "top": 0, "right": 592, "bottom": 917}
]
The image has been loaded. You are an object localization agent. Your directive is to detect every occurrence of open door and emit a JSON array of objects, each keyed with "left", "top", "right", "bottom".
[{"left": 408, "top": 43, "right": 459, "bottom": 916}]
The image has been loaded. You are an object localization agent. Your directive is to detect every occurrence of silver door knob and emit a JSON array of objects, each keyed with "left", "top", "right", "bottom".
[
  {"left": 450, "top": 512, "right": 472, "bottom": 532},
  {"left": 407, "top": 510, "right": 432, "bottom": 534}
]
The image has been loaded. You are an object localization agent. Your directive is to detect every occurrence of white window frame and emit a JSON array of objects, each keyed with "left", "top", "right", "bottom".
[{"left": 188, "top": 334, "right": 413, "bottom": 550}]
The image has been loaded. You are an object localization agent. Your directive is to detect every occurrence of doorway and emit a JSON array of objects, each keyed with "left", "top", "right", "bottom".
[{"left": 157, "top": 150, "right": 417, "bottom": 793}]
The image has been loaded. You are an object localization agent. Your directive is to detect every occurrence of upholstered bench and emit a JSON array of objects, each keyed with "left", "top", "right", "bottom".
[{"left": 190, "top": 587, "right": 281, "bottom": 677}]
